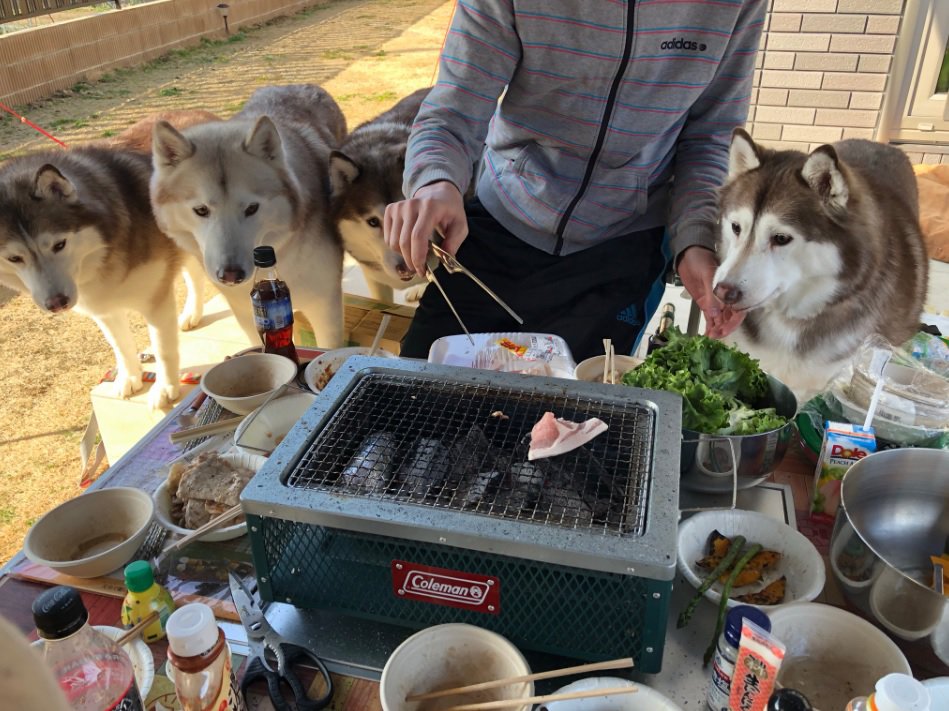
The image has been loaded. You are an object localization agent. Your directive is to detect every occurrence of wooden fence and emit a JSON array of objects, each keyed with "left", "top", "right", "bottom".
[
  {"left": 0, "top": 0, "right": 325, "bottom": 106},
  {"left": 0, "top": 0, "right": 114, "bottom": 25}
]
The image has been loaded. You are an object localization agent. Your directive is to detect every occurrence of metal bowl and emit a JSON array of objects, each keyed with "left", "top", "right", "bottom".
[
  {"left": 680, "top": 375, "right": 798, "bottom": 493},
  {"left": 830, "top": 448, "right": 949, "bottom": 673}
]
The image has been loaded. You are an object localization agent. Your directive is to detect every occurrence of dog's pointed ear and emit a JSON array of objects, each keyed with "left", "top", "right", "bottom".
[
  {"left": 244, "top": 116, "right": 284, "bottom": 163},
  {"left": 152, "top": 120, "right": 195, "bottom": 168},
  {"left": 329, "top": 150, "right": 360, "bottom": 198},
  {"left": 802, "top": 144, "right": 849, "bottom": 210},
  {"left": 32, "top": 164, "right": 77, "bottom": 203},
  {"left": 728, "top": 128, "right": 761, "bottom": 179}
]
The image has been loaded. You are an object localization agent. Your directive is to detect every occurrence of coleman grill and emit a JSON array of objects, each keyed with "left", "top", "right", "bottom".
[{"left": 242, "top": 357, "right": 682, "bottom": 673}]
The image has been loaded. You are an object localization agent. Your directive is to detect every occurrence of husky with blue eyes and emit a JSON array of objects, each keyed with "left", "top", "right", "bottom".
[{"left": 714, "top": 128, "right": 929, "bottom": 400}]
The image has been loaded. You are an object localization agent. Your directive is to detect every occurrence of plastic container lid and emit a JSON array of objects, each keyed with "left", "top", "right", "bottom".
[
  {"left": 253, "top": 246, "right": 277, "bottom": 268},
  {"left": 123, "top": 560, "right": 155, "bottom": 594},
  {"left": 874, "top": 674, "right": 931, "bottom": 711},
  {"left": 723, "top": 604, "right": 772, "bottom": 648},
  {"left": 166, "top": 603, "right": 219, "bottom": 658},
  {"left": 32, "top": 586, "right": 88, "bottom": 640}
]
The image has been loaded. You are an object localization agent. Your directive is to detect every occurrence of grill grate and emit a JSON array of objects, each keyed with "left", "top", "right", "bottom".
[{"left": 285, "top": 372, "right": 655, "bottom": 536}]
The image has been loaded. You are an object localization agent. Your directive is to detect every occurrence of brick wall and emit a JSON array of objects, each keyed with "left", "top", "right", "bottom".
[
  {"left": 0, "top": 0, "right": 327, "bottom": 107},
  {"left": 751, "top": 0, "right": 912, "bottom": 151}
]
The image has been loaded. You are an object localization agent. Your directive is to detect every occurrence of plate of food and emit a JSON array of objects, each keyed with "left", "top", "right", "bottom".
[
  {"left": 153, "top": 451, "right": 266, "bottom": 542},
  {"left": 676, "top": 509, "right": 825, "bottom": 611}
]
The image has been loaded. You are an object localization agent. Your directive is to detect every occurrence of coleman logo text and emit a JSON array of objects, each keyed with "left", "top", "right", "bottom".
[{"left": 405, "top": 571, "right": 490, "bottom": 607}]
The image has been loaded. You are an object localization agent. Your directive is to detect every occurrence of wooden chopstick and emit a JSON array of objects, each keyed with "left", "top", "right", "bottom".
[
  {"left": 406, "top": 657, "right": 634, "bottom": 702},
  {"left": 168, "top": 417, "right": 244, "bottom": 445},
  {"left": 162, "top": 504, "right": 243, "bottom": 552},
  {"left": 115, "top": 611, "right": 160, "bottom": 647},
  {"left": 441, "top": 685, "right": 637, "bottom": 711},
  {"left": 602, "top": 338, "right": 612, "bottom": 383}
]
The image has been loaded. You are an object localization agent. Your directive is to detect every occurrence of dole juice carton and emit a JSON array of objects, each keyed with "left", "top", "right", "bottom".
[{"left": 811, "top": 422, "right": 877, "bottom": 521}]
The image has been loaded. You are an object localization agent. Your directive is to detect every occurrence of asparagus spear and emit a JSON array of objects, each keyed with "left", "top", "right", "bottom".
[
  {"left": 703, "top": 543, "right": 763, "bottom": 667},
  {"left": 677, "top": 534, "right": 747, "bottom": 629}
]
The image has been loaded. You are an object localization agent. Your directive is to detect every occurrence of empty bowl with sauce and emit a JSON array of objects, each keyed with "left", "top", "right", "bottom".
[
  {"left": 23, "top": 487, "right": 154, "bottom": 578},
  {"left": 200, "top": 353, "right": 299, "bottom": 415}
]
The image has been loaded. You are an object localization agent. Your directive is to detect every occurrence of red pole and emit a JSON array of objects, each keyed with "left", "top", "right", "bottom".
[{"left": 0, "top": 102, "right": 68, "bottom": 149}]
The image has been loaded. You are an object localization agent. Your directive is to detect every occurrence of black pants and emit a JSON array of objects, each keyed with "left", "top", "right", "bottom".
[{"left": 401, "top": 200, "right": 669, "bottom": 362}]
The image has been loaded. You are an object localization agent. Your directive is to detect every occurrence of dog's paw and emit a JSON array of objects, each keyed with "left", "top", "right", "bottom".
[
  {"left": 115, "top": 371, "right": 144, "bottom": 398},
  {"left": 149, "top": 379, "right": 180, "bottom": 410},
  {"left": 178, "top": 304, "right": 203, "bottom": 331},
  {"left": 404, "top": 284, "right": 428, "bottom": 303}
]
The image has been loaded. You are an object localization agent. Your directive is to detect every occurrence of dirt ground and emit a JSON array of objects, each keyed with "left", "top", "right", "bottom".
[{"left": 0, "top": 0, "right": 451, "bottom": 564}]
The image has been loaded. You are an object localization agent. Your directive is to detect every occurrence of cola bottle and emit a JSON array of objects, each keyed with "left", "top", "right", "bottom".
[{"left": 250, "top": 246, "right": 299, "bottom": 364}]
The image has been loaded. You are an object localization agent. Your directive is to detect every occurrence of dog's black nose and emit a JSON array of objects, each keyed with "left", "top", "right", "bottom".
[
  {"left": 217, "top": 267, "right": 246, "bottom": 284},
  {"left": 45, "top": 294, "right": 70, "bottom": 312},
  {"left": 714, "top": 283, "right": 743, "bottom": 305}
]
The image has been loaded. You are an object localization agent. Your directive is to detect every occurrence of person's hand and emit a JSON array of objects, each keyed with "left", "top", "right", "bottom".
[
  {"left": 676, "top": 246, "right": 745, "bottom": 339},
  {"left": 384, "top": 180, "right": 468, "bottom": 277}
]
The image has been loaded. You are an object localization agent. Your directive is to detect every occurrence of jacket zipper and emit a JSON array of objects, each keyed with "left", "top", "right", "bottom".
[{"left": 553, "top": 1, "right": 636, "bottom": 255}]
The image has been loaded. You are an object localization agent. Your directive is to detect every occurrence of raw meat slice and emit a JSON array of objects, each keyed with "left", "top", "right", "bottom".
[{"left": 527, "top": 411, "right": 608, "bottom": 461}]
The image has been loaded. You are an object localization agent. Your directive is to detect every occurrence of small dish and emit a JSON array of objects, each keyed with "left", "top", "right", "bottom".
[
  {"left": 153, "top": 452, "right": 266, "bottom": 542},
  {"left": 201, "top": 353, "right": 298, "bottom": 415},
  {"left": 573, "top": 354, "right": 642, "bottom": 383},
  {"left": 303, "top": 347, "right": 397, "bottom": 393},
  {"left": 234, "top": 391, "right": 316, "bottom": 455},
  {"left": 538, "top": 676, "right": 682, "bottom": 710},
  {"left": 677, "top": 509, "right": 825, "bottom": 609}
]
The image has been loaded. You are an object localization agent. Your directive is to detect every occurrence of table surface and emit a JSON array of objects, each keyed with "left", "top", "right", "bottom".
[{"left": 1, "top": 375, "right": 936, "bottom": 709}]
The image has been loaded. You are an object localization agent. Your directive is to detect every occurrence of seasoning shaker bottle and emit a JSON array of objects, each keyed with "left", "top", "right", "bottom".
[
  {"left": 166, "top": 602, "right": 247, "bottom": 711},
  {"left": 32, "top": 585, "right": 145, "bottom": 710},
  {"left": 250, "top": 245, "right": 299, "bottom": 364},
  {"left": 121, "top": 559, "right": 176, "bottom": 642},
  {"left": 846, "top": 673, "right": 931, "bottom": 711},
  {"left": 706, "top": 604, "right": 771, "bottom": 711}
]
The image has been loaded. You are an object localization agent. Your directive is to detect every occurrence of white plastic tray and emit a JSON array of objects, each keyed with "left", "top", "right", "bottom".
[{"left": 427, "top": 332, "right": 577, "bottom": 379}]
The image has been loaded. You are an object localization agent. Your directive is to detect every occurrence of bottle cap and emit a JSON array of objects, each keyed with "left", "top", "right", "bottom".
[
  {"left": 873, "top": 674, "right": 931, "bottom": 711},
  {"left": 32, "top": 586, "right": 88, "bottom": 639},
  {"left": 166, "top": 603, "right": 219, "bottom": 658},
  {"left": 723, "top": 604, "right": 771, "bottom": 648},
  {"left": 124, "top": 560, "right": 156, "bottom": 593},
  {"left": 253, "top": 246, "right": 277, "bottom": 268},
  {"left": 768, "top": 688, "right": 813, "bottom": 711}
]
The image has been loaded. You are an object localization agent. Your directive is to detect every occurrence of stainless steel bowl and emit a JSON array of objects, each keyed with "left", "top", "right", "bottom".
[
  {"left": 830, "top": 448, "right": 949, "bottom": 673},
  {"left": 680, "top": 375, "right": 798, "bottom": 493}
]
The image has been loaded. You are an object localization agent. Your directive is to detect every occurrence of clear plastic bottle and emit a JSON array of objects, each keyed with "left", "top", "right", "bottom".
[
  {"left": 846, "top": 673, "right": 931, "bottom": 711},
  {"left": 166, "top": 603, "right": 247, "bottom": 711},
  {"left": 250, "top": 245, "right": 299, "bottom": 364},
  {"left": 121, "top": 559, "right": 175, "bottom": 642},
  {"left": 706, "top": 604, "right": 771, "bottom": 711},
  {"left": 32, "top": 585, "right": 144, "bottom": 710}
]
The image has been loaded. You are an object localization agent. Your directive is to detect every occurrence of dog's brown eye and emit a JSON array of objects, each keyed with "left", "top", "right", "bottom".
[
  {"left": 772, "top": 233, "right": 793, "bottom": 247},
  {"left": 7, "top": 255, "right": 23, "bottom": 264},
  {"left": 193, "top": 205, "right": 210, "bottom": 218},
  {"left": 52, "top": 240, "right": 66, "bottom": 253},
  {"left": 245, "top": 203, "right": 259, "bottom": 217},
  {"left": 367, "top": 217, "right": 381, "bottom": 229},
  {"left": 731, "top": 222, "right": 741, "bottom": 236}
]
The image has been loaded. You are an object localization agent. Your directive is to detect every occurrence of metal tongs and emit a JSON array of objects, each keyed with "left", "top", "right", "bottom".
[{"left": 425, "top": 235, "right": 523, "bottom": 345}]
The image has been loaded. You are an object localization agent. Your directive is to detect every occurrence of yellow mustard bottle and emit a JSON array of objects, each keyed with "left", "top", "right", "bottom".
[{"left": 121, "top": 560, "right": 175, "bottom": 642}]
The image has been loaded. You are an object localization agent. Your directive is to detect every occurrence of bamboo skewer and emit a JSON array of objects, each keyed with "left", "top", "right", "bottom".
[
  {"left": 168, "top": 417, "right": 244, "bottom": 444},
  {"left": 406, "top": 657, "right": 635, "bottom": 702},
  {"left": 441, "top": 686, "right": 637, "bottom": 711},
  {"left": 115, "top": 611, "right": 160, "bottom": 647}
]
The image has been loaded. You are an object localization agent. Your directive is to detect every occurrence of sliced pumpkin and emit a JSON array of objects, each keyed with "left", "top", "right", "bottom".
[
  {"left": 735, "top": 576, "right": 787, "bottom": 605},
  {"left": 719, "top": 566, "right": 763, "bottom": 587}
]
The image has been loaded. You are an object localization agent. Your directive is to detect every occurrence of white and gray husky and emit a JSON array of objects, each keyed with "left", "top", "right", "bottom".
[
  {"left": 151, "top": 84, "right": 348, "bottom": 348},
  {"left": 329, "top": 88, "right": 430, "bottom": 303},
  {"left": 714, "top": 128, "right": 929, "bottom": 397},
  {"left": 0, "top": 147, "right": 205, "bottom": 408}
]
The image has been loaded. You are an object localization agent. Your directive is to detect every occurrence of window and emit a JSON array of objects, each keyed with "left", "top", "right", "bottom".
[{"left": 888, "top": 0, "right": 949, "bottom": 143}]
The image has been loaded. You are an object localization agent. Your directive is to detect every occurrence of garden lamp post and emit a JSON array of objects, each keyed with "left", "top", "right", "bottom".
[{"left": 216, "top": 3, "right": 231, "bottom": 35}]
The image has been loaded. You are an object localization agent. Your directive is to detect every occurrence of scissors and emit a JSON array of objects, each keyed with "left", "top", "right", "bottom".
[
  {"left": 425, "top": 235, "right": 524, "bottom": 345},
  {"left": 228, "top": 573, "right": 334, "bottom": 711}
]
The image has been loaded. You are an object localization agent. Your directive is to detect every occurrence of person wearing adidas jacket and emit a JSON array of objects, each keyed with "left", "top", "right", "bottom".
[{"left": 385, "top": 0, "right": 766, "bottom": 361}]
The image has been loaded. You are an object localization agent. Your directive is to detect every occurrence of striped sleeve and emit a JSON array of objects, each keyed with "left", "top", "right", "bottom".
[
  {"left": 668, "top": 0, "right": 767, "bottom": 260},
  {"left": 403, "top": 0, "right": 519, "bottom": 199}
]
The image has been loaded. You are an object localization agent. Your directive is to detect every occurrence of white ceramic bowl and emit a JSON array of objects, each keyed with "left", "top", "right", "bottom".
[
  {"left": 234, "top": 391, "right": 316, "bottom": 455},
  {"left": 379, "top": 624, "right": 533, "bottom": 711},
  {"left": 539, "top": 677, "right": 683, "bottom": 711},
  {"left": 200, "top": 353, "right": 298, "bottom": 415},
  {"left": 677, "top": 509, "right": 825, "bottom": 609},
  {"left": 153, "top": 452, "right": 266, "bottom": 542},
  {"left": 303, "top": 347, "right": 396, "bottom": 393},
  {"left": 23, "top": 487, "right": 154, "bottom": 578},
  {"left": 770, "top": 603, "right": 911, "bottom": 711},
  {"left": 573, "top": 354, "right": 642, "bottom": 384}
]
